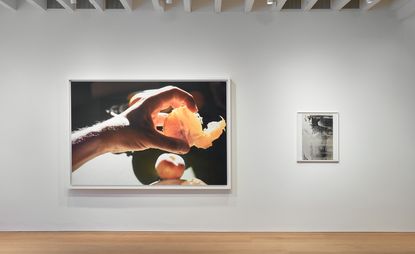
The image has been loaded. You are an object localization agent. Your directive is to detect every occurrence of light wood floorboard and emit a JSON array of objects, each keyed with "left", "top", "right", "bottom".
[{"left": 1, "top": 232, "right": 415, "bottom": 254}]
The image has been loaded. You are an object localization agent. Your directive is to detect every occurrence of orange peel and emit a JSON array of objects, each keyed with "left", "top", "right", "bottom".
[{"left": 163, "top": 106, "right": 226, "bottom": 149}]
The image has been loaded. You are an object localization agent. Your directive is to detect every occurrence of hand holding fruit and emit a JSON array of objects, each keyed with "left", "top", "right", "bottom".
[
  {"left": 72, "top": 85, "right": 226, "bottom": 174},
  {"left": 72, "top": 86, "right": 197, "bottom": 171}
]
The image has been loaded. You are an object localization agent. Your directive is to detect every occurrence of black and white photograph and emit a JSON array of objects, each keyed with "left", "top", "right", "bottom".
[{"left": 297, "top": 112, "right": 339, "bottom": 162}]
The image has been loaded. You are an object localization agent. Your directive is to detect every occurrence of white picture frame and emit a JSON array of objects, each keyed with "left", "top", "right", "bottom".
[
  {"left": 297, "top": 112, "right": 339, "bottom": 163},
  {"left": 69, "top": 79, "right": 231, "bottom": 190}
]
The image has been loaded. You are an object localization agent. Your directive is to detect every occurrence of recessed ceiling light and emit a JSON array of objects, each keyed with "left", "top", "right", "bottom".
[{"left": 267, "top": 0, "right": 275, "bottom": 5}]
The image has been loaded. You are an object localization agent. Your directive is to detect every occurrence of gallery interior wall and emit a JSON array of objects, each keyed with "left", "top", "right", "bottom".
[{"left": 1, "top": 4, "right": 415, "bottom": 231}]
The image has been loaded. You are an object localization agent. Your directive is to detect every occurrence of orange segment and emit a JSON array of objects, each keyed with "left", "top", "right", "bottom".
[{"left": 163, "top": 106, "right": 226, "bottom": 149}]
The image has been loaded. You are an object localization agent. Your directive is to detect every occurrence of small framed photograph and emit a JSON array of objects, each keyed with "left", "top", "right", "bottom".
[{"left": 297, "top": 112, "right": 339, "bottom": 163}]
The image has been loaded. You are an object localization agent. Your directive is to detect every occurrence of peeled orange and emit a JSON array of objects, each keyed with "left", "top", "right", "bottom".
[
  {"left": 155, "top": 153, "right": 185, "bottom": 180},
  {"left": 163, "top": 106, "right": 226, "bottom": 149}
]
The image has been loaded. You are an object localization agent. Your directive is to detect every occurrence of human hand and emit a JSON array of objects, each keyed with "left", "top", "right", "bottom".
[
  {"left": 116, "top": 86, "right": 198, "bottom": 154},
  {"left": 72, "top": 86, "right": 197, "bottom": 171}
]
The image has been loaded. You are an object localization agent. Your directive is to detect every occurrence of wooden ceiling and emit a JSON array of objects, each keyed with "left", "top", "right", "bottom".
[{"left": 0, "top": 0, "right": 414, "bottom": 21}]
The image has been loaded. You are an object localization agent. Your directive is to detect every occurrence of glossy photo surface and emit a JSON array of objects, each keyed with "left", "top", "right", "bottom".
[{"left": 70, "top": 80, "right": 230, "bottom": 189}]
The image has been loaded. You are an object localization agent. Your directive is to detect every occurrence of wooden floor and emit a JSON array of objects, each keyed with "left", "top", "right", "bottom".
[{"left": 1, "top": 232, "right": 415, "bottom": 254}]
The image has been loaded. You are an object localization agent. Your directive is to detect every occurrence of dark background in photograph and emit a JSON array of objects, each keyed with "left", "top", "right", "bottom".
[{"left": 71, "top": 81, "right": 228, "bottom": 185}]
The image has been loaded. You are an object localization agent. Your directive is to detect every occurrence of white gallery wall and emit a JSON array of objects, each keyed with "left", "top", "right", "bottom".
[{"left": 1, "top": 3, "right": 415, "bottom": 231}]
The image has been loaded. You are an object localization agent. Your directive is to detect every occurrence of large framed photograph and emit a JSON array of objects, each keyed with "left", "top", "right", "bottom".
[
  {"left": 297, "top": 112, "right": 339, "bottom": 163},
  {"left": 70, "top": 80, "right": 231, "bottom": 189}
]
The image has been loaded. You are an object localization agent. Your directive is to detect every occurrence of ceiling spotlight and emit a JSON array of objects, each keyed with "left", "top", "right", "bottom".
[
  {"left": 267, "top": 0, "right": 275, "bottom": 5},
  {"left": 166, "top": 0, "right": 173, "bottom": 4},
  {"left": 70, "top": 0, "right": 76, "bottom": 4}
]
